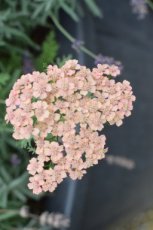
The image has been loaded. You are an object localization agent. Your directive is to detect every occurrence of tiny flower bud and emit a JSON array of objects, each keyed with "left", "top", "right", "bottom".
[{"left": 20, "top": 206, "right": 30, "bottom": 218}]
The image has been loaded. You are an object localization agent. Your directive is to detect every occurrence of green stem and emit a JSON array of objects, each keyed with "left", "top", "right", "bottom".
[
  {"left": 50, "top": 14, "right": 97, "bottom": 59},
  {"left": 146, "top": 0, "right": 153, "bottom": 10},
  {"left": 51, "top": 14, "right": 74, "bottom": 43},
  {"left": 0, "top": 100, "right": 5, "bottom": 105},
  {"left": 0, "top": 210, "right": 19, "bottom": 221},
  {"left": 80, "top": 46, "right": 97, "bottom": 59}
]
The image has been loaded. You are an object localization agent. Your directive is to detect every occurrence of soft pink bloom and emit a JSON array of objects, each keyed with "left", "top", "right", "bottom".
[{"left": 6, "top": 59, "right": 135, "bottom": 194}]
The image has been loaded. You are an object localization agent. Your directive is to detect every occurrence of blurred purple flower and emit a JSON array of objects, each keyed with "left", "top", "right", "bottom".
[
  {"left": 71, "top": 40, "right": 84, "bottom": 52},
  {"left": 10, "top": 154, "right": 21, "bottom": 166},
  {"left": 94, "top": 54, "right": 123, "bottom": 72},
  {"left": 23, "top": 51, "right": 34, "bottom": 74},
  {"left": 130, "top": 0, "right": 148, "bottom": 20},
  {"left": 106, "top": 155, "right": 135, "bottom": 170}
]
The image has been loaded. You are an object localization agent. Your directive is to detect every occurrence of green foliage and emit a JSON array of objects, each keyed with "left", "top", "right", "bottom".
[
  {"left": 56, "top": 54, "right": 73, "bottom": 67},
  {"left": 45, "top": 133, "right": 58, "bottom": 142},
  {"left": 0, "top": 128, "right": 41, "bottom": 227},
  {"left": 0, "top": 73, "right": 10, "bottom": 103},
  {"left": 35, "top": 31, "right": 59, "bottom": 71},
  {"left": 84, "top": 0, "right": 103, "bottom": 17},
  {"left": 0, "top": 51, "right": 21, "bottom": 73},
  {"left": 20, "top": 138, "right": 36, "bottom": 154},
  {"left": 0, "top": 0, "right": 101, "bottom": 53},
  {"left": 0, "top": 73, "right": 9, "bottom": 86},
  {"left": 0, "top": 51, "right": 21, "bottom": 102},
  {"left": 86, "top": 91, "right": 95, "bottom": 98}
]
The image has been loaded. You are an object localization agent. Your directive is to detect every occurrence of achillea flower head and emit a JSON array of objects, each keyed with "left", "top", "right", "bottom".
[{"left": 5, "top": 59, "right": 135, "bottom": 194}]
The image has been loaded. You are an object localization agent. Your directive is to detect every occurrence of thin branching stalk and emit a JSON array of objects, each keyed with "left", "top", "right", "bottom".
[{"left": 50, "top": 14, "right": 97, "bottom": 59}]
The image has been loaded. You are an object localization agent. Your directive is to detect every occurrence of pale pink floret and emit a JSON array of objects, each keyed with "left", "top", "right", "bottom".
[{"left": 27, "top": 158, "right": 43, "bottom": 175}]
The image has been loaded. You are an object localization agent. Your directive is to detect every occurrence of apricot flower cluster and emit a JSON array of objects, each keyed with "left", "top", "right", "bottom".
[{"left": 5, "top": 60, "right": 135, "bottom": 194}]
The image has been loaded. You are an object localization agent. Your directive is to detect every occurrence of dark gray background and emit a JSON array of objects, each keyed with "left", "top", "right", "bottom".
[{"left": 80, "top": 0, "right": 153, "bottom": 229}]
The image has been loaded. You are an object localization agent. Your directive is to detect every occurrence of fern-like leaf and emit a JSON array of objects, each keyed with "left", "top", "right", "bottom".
[{"left": 35, "top": 31, "right": 59, "bottom": 71}]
